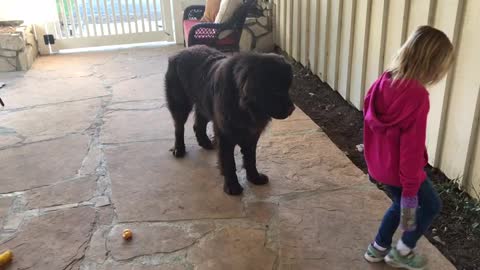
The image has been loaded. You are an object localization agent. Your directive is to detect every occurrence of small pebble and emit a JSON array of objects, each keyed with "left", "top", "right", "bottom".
[
  {"left": 433, "top": 236, "right": 446, "bottom": 245},
  {"left": 356, "top": 144, "right": 364, "bottom": 153}
]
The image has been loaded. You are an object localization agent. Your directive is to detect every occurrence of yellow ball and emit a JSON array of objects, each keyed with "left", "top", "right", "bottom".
[
  {"left": 122, "top": 229, "right": 133, "bottom": 240},
  {"left": 0, "top": 250, "right": 13, "bottom": 266}
]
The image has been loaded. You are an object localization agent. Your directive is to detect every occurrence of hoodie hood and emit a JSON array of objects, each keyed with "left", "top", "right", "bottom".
[{"left": 364, "top": 72, "right": 428, "bottom": 133}]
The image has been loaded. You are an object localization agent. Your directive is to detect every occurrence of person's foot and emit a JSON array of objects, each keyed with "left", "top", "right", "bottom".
[
  {"left": 385, "top": 247, "right": 427, "bottom": 270},
  {"left": 364, "top": 243, "right": 390, "bottom": 263}
]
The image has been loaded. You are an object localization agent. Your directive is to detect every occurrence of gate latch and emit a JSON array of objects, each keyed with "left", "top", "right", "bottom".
[{"left": 43, "top": 34, "right": 55, "bottom": 45}]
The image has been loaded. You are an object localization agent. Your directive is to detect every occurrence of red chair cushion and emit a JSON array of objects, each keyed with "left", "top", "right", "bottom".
[
  {"left": 183, "top": 20, "right": 201, "bottom": 45},
  {"left": 216, "top": 34, "right": 236, "bottom": 46},
  {"left": 183, "top": 20, "right": 237, "bottom": 47}
]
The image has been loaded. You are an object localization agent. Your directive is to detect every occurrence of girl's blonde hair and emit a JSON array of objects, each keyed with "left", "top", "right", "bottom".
[{"left": 388, "top": 25, "right": 454, "bottom": 85}]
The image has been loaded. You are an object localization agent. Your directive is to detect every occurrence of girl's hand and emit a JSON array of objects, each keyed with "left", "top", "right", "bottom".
[{"left": 400, "top": 196, "right": 418, "bottom": 231}]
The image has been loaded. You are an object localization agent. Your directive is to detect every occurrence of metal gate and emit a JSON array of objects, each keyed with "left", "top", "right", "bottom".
[{"left": 36, "top": 0, "right": 174, "bottom": 54}]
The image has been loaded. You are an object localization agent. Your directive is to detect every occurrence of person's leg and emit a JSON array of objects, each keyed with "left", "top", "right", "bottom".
[
  {"left": 385, "top": 179, "right": 441, "bottom": 270},
  {"left": 401, "top": 179, "right": 442, "bottom": 249},
  {"left": 365, "top": 185, "right": 402, "bottom": 262},
  {"left": 374, "top": 185, "right": 402, "bottom": 248}
]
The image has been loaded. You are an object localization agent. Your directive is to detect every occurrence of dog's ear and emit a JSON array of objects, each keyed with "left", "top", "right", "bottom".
[
  {"left": 234, "top": 63, "right": 255, "bottom": 110},
  {"left": 239, "top": 78, "right": 254, "bottom": 110}
]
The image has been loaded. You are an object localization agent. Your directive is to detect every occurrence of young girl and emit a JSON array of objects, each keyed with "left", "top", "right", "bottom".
[{"left": 363, "top": 26, "right": 454, "bottom": 270}]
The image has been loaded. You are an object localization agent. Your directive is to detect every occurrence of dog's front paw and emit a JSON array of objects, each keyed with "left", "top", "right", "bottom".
[
  {"left": 248, "top": 173, "right": 269, "bottom": 185},
  {"left": 170, "top": 147, "right": 186, "bottom": 158},
  {"left": 223, "top": 181, "right": 244, "bottom": 195}
]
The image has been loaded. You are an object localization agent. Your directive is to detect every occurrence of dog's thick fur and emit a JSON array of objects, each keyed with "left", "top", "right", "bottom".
[{"left": 165, "top": 45, "right": 294, "bottom": 195}]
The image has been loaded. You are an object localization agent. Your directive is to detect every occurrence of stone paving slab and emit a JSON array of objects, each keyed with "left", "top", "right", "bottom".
[
  {"left": 0, "top": 207, "right": 95, "bottom": 270},
  {"left": 107, "top": 100, "right": 164, "bottom": 111},
  {"left": 250, "top": 118, "right": 366, "bottom": 199},
  {"left": 187, "top": 227, "right": 277, "bottom": 270},
  {"left": 277, "top": 187, "right": 452, "bottom": 270},
  {"left": 0, "top": 98, "right": 102, "bottom": 145},
  {"left": 110, "top": 73, "right": 166, "bottom": 103},
  {"left": 0, "top": 134, "right": 90, "bottom": 193},
  {"left": 24, "top": 176, "right": 97, "bottom": 209},
  {"left": 104, "top": 263, "right": 188, "bottom": 270},
  {"left": 108, "top": 222, "right": 214, "bottom": 261},
  {"left": 0, "top": 135, "right": 22, "bottom": 149},
  {"left": 0, "top": 45, "right": 455, "bottom": 270},
  {"left": 105, "top": 140, "right": 245, "bottom": 222},
  {"left": 0, "top": 76, "right": 107, "bottom": 110},
  {"left": 101, "top": 109, "right": 173, "bottom": 144}
]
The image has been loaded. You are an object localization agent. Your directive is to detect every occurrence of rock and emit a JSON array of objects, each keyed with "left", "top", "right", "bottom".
[
  {"left": 240, "top": 19, "right": 274, "bottom": 53},
  {"left": 25, "top": 31, "right": 36, "bottom": 46},
  {"left": 356, "top": 143, "right": 364, "bottom": 153},
  {"left": 187, "top": 227, "right": 276, "bottom": 270},
  {"left": 0, "top": 207, "right": 96, "bottom": 270},
  {"left": 0, "top": 49, "right": 16, "bottom": 57},
  {"left": 0, "top": 135, "right": 90, "bottom": 193},
  {"left": 17, "top": 44, "right": 36, "bottom": 71},
  {"left": 107, "top": 222, "right": 214, "bottom": 260},
  {"left": 0, "top": 33, "right": 24, "bottom": 51},
  {"left": 0, "top": 56, "right": 16, "bottom": 72},
  {"left": 0, "top": 20, "right": 23, "bottom": 27},
  {"left": 25, "top": 176, "right": 97, "bottom": 209}
]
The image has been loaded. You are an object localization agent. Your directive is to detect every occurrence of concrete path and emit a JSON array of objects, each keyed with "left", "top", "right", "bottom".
[{"left": 0, "top": 45, "right": 454, "bottom": 270}]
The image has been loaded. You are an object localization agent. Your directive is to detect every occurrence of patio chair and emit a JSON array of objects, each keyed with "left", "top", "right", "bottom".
[{"left": 183, "top": 0, "right": 256, "bottom": 52}]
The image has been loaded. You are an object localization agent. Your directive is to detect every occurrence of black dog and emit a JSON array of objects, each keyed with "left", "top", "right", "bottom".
[{"left": 165, "top": 45, "right": 294, "bottom": 195}]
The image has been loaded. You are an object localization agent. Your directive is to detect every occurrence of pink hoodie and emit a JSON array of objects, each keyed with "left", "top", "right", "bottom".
[{"left": 364, "top": 72, "right": 429, "bottom": 198}]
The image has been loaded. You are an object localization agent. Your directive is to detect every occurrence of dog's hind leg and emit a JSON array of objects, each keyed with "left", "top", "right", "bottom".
[
  {"left": 171, "top": 104, "right": 191, "bottom": 158},
  {"left": 165, "top": 64, "right": 192, "bottom": 158},
  {"left": 194, "top": 110, "right": 214, "bottom": 150}
]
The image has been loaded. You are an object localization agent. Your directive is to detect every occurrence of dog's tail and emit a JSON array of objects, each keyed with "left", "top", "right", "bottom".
[
  {"left": 165, "top": 56, "right": 188, "bottom": 109},
  {"left": 165, "top": 57, "right": 182, "bottom": 93}
]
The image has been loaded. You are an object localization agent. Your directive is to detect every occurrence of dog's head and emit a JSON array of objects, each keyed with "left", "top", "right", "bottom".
[{"left": 233, "top": 53, "right": 295, "bottom": 120}]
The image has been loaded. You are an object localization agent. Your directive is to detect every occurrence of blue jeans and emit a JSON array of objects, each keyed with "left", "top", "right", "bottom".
[{"left": 374, "top": 179, "right": 442, "bottom": 249}]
